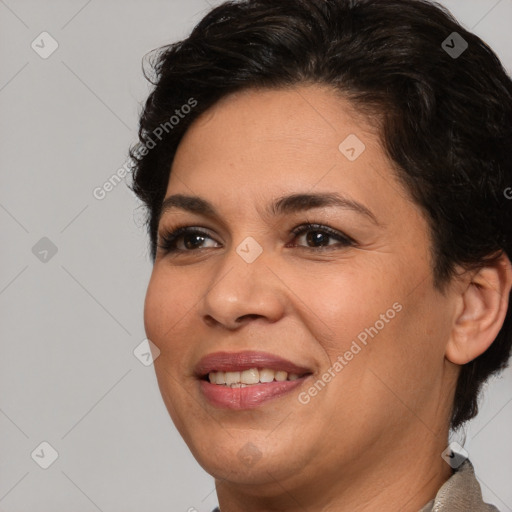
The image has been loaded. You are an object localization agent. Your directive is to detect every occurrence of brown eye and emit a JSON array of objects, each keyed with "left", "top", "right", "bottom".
[
  {"left": 290, "top": 224, "right": 355, "bottom": 250},
  {"left": 158, "top": 227, "right": 219, "bottom": 253}
]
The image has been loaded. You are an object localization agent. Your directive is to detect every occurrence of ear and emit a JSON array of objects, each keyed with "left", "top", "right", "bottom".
[{"left": 446, "top": 253, "right": 512, "bottom": 365}]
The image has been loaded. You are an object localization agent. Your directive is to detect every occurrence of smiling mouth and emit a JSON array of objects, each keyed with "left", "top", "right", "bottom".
[
  {"left": 198, "top": 371, "right": 312, "bottom": 409},
  {"left": 194, "top": 350, "right": 314, "bottom": 409},
  {"left": 203, "top": 368, "right": 310, "bottom": 387}
]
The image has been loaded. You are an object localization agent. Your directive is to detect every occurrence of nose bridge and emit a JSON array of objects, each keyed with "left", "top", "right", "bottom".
[{"left": 200, "top": 233, "right": 282, "bottom": 327}]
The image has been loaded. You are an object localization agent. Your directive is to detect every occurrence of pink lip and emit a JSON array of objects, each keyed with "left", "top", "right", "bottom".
[
  {"left": 194, "top": 350, "right": 311, "bottom": 377},
  {"left": 199, "top": 379, "right": 308, "bottom": 409},
  {"left": 194, "top": 351, "right": 313, "bottom": 410}
]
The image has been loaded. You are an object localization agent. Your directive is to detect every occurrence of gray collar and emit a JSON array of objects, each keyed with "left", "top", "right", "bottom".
[{"left": 419, "top": 459, "right": 499, "bottom": 512}]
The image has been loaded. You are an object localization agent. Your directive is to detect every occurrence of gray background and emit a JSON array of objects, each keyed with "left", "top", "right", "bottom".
[{"left": 0, "top": 1, "right": 511, "bottom": 510}]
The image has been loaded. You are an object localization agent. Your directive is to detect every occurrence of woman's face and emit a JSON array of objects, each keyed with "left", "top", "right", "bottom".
[{"left": 144, "top": 85, "right": 459, "bottom": 492}]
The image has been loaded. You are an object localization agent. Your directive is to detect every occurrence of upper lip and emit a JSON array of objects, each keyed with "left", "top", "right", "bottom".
[{"left": 194, "top": 350, "right": 313, "bottom": 378}]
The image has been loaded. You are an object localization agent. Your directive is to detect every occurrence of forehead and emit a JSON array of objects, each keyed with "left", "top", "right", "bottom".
[{"left": 170, "top": 85, "right": 381, "bottom": 184}]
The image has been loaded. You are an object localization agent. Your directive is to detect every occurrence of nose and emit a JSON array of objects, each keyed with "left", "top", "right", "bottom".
[{"left": 199, "top": 244, "right": 286, "bottom": 330}]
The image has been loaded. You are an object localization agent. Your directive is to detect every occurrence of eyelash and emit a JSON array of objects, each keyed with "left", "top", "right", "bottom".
[{"left": 157, "top": 223, "right": 356, "bottom": 254}]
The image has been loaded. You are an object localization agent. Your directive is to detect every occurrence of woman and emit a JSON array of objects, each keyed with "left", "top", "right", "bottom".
[{"left": 129, "top": 0, "right": 512, "bottom": 510}]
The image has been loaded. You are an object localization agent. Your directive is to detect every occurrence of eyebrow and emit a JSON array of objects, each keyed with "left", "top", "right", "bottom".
[{"left": 159, "top": 192, "right": 379, "bottom": 225}]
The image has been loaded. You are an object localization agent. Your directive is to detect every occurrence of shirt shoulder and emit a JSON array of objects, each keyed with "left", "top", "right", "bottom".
[{"left": 419, "top": 459, "right": 500, "bottom": 512}]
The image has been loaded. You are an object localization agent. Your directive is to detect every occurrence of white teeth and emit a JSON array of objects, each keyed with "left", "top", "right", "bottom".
[
  {"left": 207, "top": 368, "right": 303, "bottom": 386},
  {"left": 225, "top": 371, "right": 240, "bottom": 385},
  {"left": 275, "top": 370, "right": 288, "bottom": 382},
  {"left": 259, "top": 368, "right": 275, "bottom": 383},
  {"left": 241, "top": 368, "right": 259, "bottom": 385}
]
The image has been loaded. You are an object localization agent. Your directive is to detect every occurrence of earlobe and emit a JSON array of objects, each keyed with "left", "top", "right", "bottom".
[{"left": 445, "top": 254, "right": 512, "bottom": 365}]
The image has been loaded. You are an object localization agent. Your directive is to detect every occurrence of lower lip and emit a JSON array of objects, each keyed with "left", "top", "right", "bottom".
[{"left": 199, "top": 378, "right": 307, "bottom": 409}]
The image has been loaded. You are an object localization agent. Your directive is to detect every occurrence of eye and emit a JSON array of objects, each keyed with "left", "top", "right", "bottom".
[
  {"left": 157, "top": 226, "right": 219, "bottom": 253},
  {"left": 288, "top": 223, "right": 355, "bottom": 250},
  {"left": 157, "top": 223, "right": 355, "bottom": 256}
]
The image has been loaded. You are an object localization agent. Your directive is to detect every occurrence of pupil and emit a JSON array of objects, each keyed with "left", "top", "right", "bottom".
[
  {"left": 185, "top": 234, "right": 205, "bottom": 249},
  {"left": 307, "top": 231, "right": 328, "bottom": 246}
]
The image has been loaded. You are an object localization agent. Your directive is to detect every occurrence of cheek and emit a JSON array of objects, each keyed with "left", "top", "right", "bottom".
[
  {"left": 296, "top": 258, "right": 445, "bottom": 393},
  {"left": 289, "top": 263, "right": 398, "bottom": 354},
  {"left": 143, "top": 277, "right": 165, "bottom": 346},
  {"left": 143, "top": 269, "right": 192, "bottom": 350},
  {"left": 351, "top": 283, "right": 451, "bottom": 415},
  {"left": 143, "top": 271, "right": 198, "bottom": 423}
]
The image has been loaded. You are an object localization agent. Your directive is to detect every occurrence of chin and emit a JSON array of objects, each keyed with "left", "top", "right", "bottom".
[{"left": 185, "top": 425, "right": 315, "bottom": 486}]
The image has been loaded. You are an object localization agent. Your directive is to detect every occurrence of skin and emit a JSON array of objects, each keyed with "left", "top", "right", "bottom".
[{"left": 143, "top": 84, "right": 512, "bottom": 512}]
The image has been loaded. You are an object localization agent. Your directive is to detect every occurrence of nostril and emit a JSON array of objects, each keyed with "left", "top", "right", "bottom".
[{"left": 236, "top": 314, "right": 262, "bottom": 323}]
